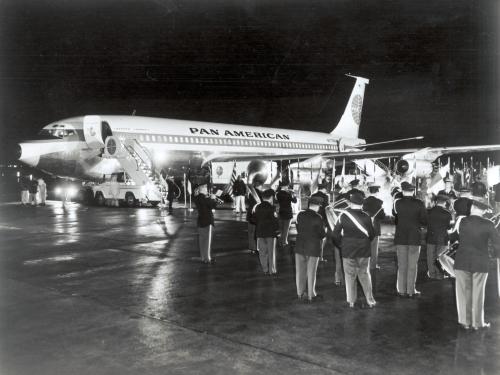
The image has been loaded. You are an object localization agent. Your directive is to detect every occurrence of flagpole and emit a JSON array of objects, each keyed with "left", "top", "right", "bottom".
[{"left": 183, "top": 173, "right": 187, "bottom": 208}]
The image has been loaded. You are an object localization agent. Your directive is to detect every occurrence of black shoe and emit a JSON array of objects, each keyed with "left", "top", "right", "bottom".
[
  {"left": 308, "top": 294, "right": 324, "bottom": 303},
  {"left": 408, "top": 290, "right": 421, "bottom": 298},
  {"left": 473, "top": 322, "right": 491, "bottom": 330},
  {"left": 397, "top": 292, "right": 408, "bottom": 298}
]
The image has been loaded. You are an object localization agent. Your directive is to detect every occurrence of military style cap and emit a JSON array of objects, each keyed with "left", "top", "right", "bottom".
[
  {"left": 368, "top": 185, "right": 380, "bottom": 193},
  {"left": 401, "top": 181, "right": 415, "bottom": 191},
  {"left": 309, "top": 196, "right": 324, "bottom": 206},
  {"left": 470, "top": 199, "right": 490, "bottom": 211},
  {"left": 435, "top": 194, "right": 450, "bottom": 203},
  {"left": 349, "top": 191, "right": 365, "bottom": 205},
  {"left": 350, "top": 179, "right": 360, "bottom": 187}
]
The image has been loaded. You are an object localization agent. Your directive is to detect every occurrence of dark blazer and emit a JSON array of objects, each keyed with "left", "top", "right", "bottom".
[
  {"left": 362, "top": 196, "right": 385, "bottom": 236},
  {"left": 393, "top": 196, "right": 427, "bottom": 246},
  {"left": 193, "top": 194, "right": 216, "bottom": 228},
  {"left": 454, "top": 215, "right": 500, "bottom": 273},
  {"left": 453, "top": 198, "right": 472, "bottom": 217},
  {"left": 276, "top": 189, "right": 297, "bottom": 220},
  {"left": 426, "top": 205, "right": 452, "bottom": 245},
  {"left": 254, "top": 201, "right": 279, "bottom": 238},
  {"left": 232, "top": 179, "right": 247, "bottom": 196},
  {"left": 295, "top": 209, "right": 326, "bottom": 257},
  {"left": 166, "top": 179, "right": 175, "bottom": 201},
  {"left": 332, "top": 208, "right": 375, "bottom": 258}
]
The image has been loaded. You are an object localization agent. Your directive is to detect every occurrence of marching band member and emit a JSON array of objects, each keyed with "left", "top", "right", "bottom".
[
  {"left": 362, "top": 184, "right": 386, "bottom": 270},
  {"left": 193, "top": 183, "right": 218, "bottom": 264},
  {"left": 294, "top": 196, "right": 326, "bottom": 302},
  {"left": 393, "top": 181, "right": 427, "bottom": 298},
  {"left": 454, "top": 200, "right": 500, "bottom": 330},
  {"left": 426, "top": 194, "right": 452, "bottom": 279},
  {"left": 333, "top": 191, "right": 376, "bottom": 308}
]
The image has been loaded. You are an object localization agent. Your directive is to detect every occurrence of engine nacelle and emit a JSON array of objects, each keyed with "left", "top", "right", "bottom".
[
  {"left": 395, "top": 159, "right": 433, "bottom": 178},
  {"left": 83, "top": 115, "right": 112, "bottom": 149},
  {"left": 247, "top": 160, "right": 268, "bottom": 186}
]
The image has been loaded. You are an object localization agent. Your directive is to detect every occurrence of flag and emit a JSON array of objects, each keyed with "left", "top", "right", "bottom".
[
  {"left": 223, "top": 161, "right": 238, "bottom": 195},
  {"left": 310, "top": 161, "right": 323, "bottom": 194}
]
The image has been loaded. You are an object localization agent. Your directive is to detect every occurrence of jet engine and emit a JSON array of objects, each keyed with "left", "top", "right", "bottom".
[
  {"left": 83, "top": 115, "right": 112, "bottom": 149},
  {"left": 395, "top": 159, "right": 433, "bottom": 178},
  {"left": 247, "top": 160, "right": 269, "bottom": 186}
]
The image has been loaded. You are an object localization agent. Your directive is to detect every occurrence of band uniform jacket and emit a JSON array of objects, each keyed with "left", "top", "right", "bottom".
[
  {"left": 294, "top": 209, "right": 326, "bottom": 257},
  {"left": 332, "top": 208, "right": 375, "bottom": 258},
  {"left": 426, "top": 206, "right": 452, "bottom": 245},
  {"left": 393, "top": 196, "right": 427, "bottom": 246},
  {"left": 254, "top": 201, "right": 280, "bottom": 238},
  {"left": 246, "top": 188, "right": 263, "bottom": 224},
  {"left": 276, "top": 189, "right": 297, "bottom": 220},
  {"left": 362, "top": 196, "right": 385, "bottom": 236},
  {"left": 193, "top": 194, "right": 217, "bottom": 228},
  {"left": 453, "top": 197, "right": 472, "bottom": 217},
  {"left": 310, "top": 190, "right": 329, "bottom": 221},
  {"left": 232, "top": 179, "right": 247, "bottom": 197},
  {"left": 454, "top": 215, "right": 500, "bottom": 273}
]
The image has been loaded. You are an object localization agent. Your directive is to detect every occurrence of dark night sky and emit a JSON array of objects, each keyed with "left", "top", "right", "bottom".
[{"left": 0, "top": 0, "right": 498, "bottom": 162}]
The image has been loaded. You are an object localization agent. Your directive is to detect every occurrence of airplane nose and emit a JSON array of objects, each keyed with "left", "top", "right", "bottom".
[{"left": 17, "top": 143, "right": 41, "bottom": 167}]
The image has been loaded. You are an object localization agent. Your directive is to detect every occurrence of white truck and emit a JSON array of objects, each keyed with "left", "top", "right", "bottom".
[{"left": 91, "top": 172, "right": 162, "bottom": 207}]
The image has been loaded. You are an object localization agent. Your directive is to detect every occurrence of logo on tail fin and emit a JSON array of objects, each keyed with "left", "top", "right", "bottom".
[
  {"left": 351, "top": 94, "right": 363, "bottom": 125},
  {"left": 330, "top": 75, "right": 369, "bottom": 139}
]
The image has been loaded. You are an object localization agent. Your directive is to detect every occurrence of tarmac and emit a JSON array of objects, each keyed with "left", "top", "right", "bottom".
[{"left": 0, "top": 201, "right": 499, "bottom": 375}]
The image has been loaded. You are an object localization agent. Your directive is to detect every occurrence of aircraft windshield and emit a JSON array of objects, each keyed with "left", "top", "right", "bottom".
[{"left": 38, "top": 128, "right": 77, "bottom": 139}]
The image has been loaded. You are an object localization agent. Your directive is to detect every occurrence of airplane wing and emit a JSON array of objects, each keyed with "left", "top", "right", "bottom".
[{"left": 206, "top": 144, "right": 500, "bottom": 164}]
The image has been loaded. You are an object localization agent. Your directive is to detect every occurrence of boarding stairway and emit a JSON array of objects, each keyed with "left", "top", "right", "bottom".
[{"left": 102, "top": 136, "right": 169, "bottom": 206}]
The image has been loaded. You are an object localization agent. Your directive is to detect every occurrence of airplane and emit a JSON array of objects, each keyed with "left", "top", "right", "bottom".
[{"left": 16, "top": 74, "right": 500, "bottom": 204}]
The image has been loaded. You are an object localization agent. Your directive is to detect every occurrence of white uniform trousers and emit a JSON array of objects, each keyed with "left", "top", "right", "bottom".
[
  {"left": 257, "top": 237, "right": 276, "bottom": 274},
  {"left": 455, "top": 269, "right": 488, "bottom": 328},
  {"left": 234, "top": 195, "right": 246, "bottom": 213},
  {"left": 342, "top": 257, "right": 375, "bottom": 305},
  {"left": 198, "top": 225, "right": 213, "bottom": 262},
  {"left": 396, "top": 245, "right": 421, "bottom": 295},
  {"left": 295, "top": 254, "right": 319, "bottom": 299},
  {"left": 369, "top": 236, "right": 380, "bottom": 269}
]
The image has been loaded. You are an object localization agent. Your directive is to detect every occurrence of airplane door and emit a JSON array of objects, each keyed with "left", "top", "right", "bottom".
[{"left": 83, "top": 115, "right": 105, "bottom": 149}]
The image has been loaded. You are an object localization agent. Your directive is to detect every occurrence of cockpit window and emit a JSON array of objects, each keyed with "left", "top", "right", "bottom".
[{"left": 38, "top": 128, "right": 81, "bottom": 140}]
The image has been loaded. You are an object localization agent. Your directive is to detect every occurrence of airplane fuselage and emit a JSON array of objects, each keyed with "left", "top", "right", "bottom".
[{"left": 19, "top": 115, "right": 364, "bottom": 181}]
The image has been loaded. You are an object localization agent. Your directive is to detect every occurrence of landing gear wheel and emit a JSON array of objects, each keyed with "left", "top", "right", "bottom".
[
  {"left": 125, "top": 192, "right": 136, "bottom": 207},
  {"left": 95, "top": 192, "right": 105, "bottom": 206}
]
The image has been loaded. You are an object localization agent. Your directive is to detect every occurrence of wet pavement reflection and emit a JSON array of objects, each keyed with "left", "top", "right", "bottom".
[{"left": 0, "top": 201, "right": 498, "bottom": 374}]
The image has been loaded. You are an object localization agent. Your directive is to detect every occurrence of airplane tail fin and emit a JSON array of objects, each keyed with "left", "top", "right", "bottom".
[{"left": 330, "top": 74, "right": 370, "bottom": 138}]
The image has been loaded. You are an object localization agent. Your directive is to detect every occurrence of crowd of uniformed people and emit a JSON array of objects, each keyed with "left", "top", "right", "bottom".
[{"left": 182, "top": 168, "right": 500, "bottom": 331}]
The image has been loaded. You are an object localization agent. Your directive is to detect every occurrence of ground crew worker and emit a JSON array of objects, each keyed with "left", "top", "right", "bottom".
[
  {"left": 294, "top": 196, "right": 326, "bottom": 302},
  {"left": 275, "top": 182, "right": 297, "bottom": 248},
  {"left": 454, "top": 200, "right": 500, "bottom": 330},
  {"left": 28, "top": 178, "right": 39, "bottom": 206},
  {"left": 393, "top": 181, "right": 427, "bottom": 298},
  {"left": 232, "top": 175, "right": 247, "bottom": 214},
  {"left": 254, "top": 189, "right": 280, "bottom": 275},
  {"left": 362, "top": 185, "right": 386, "bottom": 270},
  {"left": 193, "top": 183, "right": 217, "bottom": 264},
  {"left": 426, "top": 194, "right": 452, "bottom": 279},
  {"left": 20, "top": 176, "right": 29, "bottom": 206},
  {"left": 37, "top": 178, "right": 47, "bottom": 206},
  {"left": 333, "top": 191, "right": 376, "bottom": 308}
]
